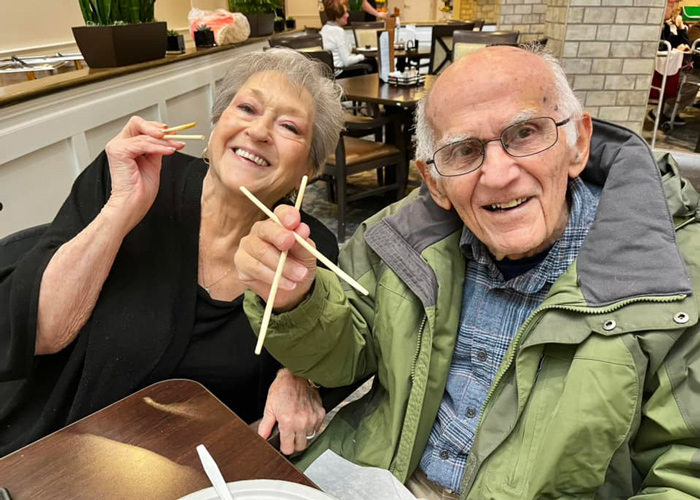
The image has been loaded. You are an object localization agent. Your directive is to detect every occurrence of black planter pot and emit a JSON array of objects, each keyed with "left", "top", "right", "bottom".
[
  {"left": 194, "top": 30, "right": 216, "bottom": 48},
  {"left": 245, "top": 13, "right": 275, "bottom": 37},
  {"left": 166, "top": 34, "right": 185, "bottom": 53},
  {"left": 72, "top": 22, "right": 167, "bottom": 68},
  {"left": 274, "top": 19, "right": 285, "bottom": 32},
  {"left": 285, "top": 19, "right": 297, "bottom": 30}
]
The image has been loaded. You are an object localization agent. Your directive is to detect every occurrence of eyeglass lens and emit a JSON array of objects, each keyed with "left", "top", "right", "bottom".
[{"left": 435, "top": 117, "right": 559, "bottom": 176}]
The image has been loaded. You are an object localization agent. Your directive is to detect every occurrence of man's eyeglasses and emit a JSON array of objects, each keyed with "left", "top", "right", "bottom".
[{"left": 426, "top": 116, "right": 571, "bottom": 177}]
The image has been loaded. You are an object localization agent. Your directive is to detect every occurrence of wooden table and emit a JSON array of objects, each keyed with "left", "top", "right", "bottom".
[
  {"left": 0, "top": 380, "right": 316, "bottom": 500},
  {"left": 337, "top": 73, "right": 433, "bottom": 108}
]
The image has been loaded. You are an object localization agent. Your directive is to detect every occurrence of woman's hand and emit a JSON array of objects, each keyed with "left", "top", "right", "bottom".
[
  {"left": 675, "top": 14, "right": 685, "bottom": 29},
  {"left": 258, "top": 369, "right": 326, "bottom": 455},
  {"left": 104, "top": 116, "right": 185, "bottom": 232},
  {"left": 236, "top": 205, "right": 317, "bottom": 312}
]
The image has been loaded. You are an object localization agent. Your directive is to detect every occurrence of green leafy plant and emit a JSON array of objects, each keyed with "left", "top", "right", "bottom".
[
  {"left": 78, "top": 0, "right": 155, "bottom": 26},
  {"left": 167, "top": 29, "right": 179, "bottom": 36},
  {"left": 348, "top": 0, "right": 362, "bottom": 11},
  {"left": 287, "top": 16, "right": 295, "bottom": 21},
  {"left": 196, "top": 24, "right": 213, "bottom": 32},
  {"left": 228, "top": 0, "right": 281, "bottom": 15}
]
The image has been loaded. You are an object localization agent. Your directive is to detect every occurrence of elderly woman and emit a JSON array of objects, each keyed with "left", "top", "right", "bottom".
[{"left": 0, "top": 49, "right": 344, "bottom": 457}]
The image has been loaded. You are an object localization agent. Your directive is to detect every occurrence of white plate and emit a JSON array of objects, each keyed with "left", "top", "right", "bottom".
[
  {"left": 178, "top": 479, "right": 338, "bottom": 500},
  {"left": 356, "top": 47, "right": 377, "bottom": 52}
]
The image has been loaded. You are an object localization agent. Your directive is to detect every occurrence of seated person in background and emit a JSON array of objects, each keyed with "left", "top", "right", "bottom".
[
  {"left": 321, "top": 0, "right": 376, "bottom": 78},
  {"left": 653, "top": 0, "right": 700, "bottom": 125},
  {"left": 238, "top": 46, "right": 700, "bottom": 498},
  {"left": 0, "top": 49, "right": 344, "bottom": 458}
]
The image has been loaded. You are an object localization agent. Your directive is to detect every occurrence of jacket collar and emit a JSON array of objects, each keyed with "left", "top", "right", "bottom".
[{"left": 365, "top": 119, "right": 694, "bottom": 308}]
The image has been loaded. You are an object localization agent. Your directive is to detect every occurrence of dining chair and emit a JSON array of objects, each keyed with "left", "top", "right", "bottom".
[
  {"left": 323, "top": 115, "right": 407, "bottom": 241},
  {"left": 352, "top": 21, "right": 385, "bottom": 49},
  {"left": 0, "top": 223, "right": 49, "bottom": 269},
  {"left": 268, "top": 33, "right": 323, "bottom": 50},
  {"left": 452, "top": 30, "right": 520, "bottom": 61},
  {"left": 429, "top": 23, "right": 476, "bottom": 74},
  {"left": 473, "top": 19, "right": 485, "bottom": 31}
]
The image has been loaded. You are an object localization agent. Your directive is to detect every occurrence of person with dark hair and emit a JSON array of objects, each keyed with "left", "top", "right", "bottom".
[{"left": 0, "top": 49, "right": 345, "bottom": 458}]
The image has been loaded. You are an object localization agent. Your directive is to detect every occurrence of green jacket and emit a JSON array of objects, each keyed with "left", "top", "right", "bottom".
[{"left": 245, "top": 120, "right": 700, "bottom": 498}]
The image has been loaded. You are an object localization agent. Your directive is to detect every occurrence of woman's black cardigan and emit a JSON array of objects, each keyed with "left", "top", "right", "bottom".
[{"left": 0, "top": 151, "right": 338, "bottom": 456}]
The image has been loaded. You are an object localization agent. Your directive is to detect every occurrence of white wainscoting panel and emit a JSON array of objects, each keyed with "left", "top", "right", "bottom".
[
  {"left": 0, "top": 40, "right": 265, "bottom": 238},
  {"left": 0, "top": 140, "right": 76, "bottom": 236}
]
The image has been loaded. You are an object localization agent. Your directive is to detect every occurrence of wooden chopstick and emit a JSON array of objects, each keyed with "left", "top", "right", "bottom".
[
  {"left": 163, "top": 134, "right": 206, "bottom": 140},
  {"left": 255, "top": 175, "right": 309, "bottom": 355},
  {"left": 239, "top": 186, "right": 370, "bottom": 298},
  {"left": 163, "top": 122, "right": 196, "bottom": 133}
]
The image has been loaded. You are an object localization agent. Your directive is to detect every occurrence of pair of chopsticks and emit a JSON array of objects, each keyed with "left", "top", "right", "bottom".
[
  {"left": 162, "top": 122, "right": 206, "bottom": 141},
  {"left": 240, "top": 181, "right": 369, "bottom": 355}
]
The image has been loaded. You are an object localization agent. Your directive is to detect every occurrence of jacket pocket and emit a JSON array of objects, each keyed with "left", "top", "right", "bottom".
[{"left": 484, "top": 337, "right": 638, "bottom": 498}]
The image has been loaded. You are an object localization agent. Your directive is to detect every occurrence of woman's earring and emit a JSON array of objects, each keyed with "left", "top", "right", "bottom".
[{"left": 202, "top": 147, "right": 210, "bottom": 165}]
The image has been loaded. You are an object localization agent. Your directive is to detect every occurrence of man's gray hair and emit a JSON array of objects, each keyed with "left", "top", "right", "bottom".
[
  {"left": 415, "top": 45, "right": 583, "bottom": 176},
  {"left": 211, "top": 48, "right": 344, "bottom": 175}
]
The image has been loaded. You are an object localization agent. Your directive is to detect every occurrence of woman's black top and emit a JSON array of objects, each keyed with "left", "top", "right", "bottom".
[
  {"left": 0, "top": 151, "right": 338, "bottom": 456},
  {"left": 173, "top": 288, "right": 281, "bottom": 424}
]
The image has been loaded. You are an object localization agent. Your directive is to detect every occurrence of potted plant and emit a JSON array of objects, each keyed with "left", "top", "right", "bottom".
[
  {"left": 347, "top": 0, "right": 366, "bottom": 23},
  {"left": 194, "top": 25, "right": 217, "bottom": 48},
  {"left": 72, "top": 0, "right": 166, "bottom": 68},
  {"left": 228, "top": 0, "right": 280, "bottom": 37},
  {"left": 285, "top": 16, "right": 296, "bottom": 30},
  {"left": 274, "top": 16, "right": 285, "bottom": 32},
  {"left": 167, "top": 29, "right": 186, "bottom": 53}
]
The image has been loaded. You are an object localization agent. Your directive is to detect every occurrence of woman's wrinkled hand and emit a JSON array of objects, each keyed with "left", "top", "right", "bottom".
[
  {"left": 104, "top": 116, "right": 185, "bottom": 231},
  {"left": 258, "top": 369, "right": 325, "bottom": 455}
]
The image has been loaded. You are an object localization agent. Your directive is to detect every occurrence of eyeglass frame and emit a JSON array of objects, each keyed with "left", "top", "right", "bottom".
[{"left": 426, "top": 116, "right": 572, "bottom": 178}]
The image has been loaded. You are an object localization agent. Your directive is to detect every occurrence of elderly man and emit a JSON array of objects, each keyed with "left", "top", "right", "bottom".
[{"left": 237, "top": 46, "right": 700, "bottom": 498}]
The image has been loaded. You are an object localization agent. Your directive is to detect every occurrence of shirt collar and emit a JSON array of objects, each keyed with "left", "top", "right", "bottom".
[{"left": 460, "top": 177, "right": 600, "bottom": 292}]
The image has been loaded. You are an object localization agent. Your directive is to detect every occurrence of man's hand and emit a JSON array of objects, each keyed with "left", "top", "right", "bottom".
[
  {"left": 258, "top": 369, "right": 326, "bottom": 455},
  {"left": 236, "top": 205, "right": 317, "bottom": 312}
]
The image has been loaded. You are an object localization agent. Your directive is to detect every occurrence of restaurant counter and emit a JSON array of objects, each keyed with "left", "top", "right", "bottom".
[{"left": 0, "top": 36, "right": 270, "bottom": 238}]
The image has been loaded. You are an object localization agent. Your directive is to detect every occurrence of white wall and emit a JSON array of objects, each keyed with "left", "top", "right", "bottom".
[{"left": 0, "top": 0, "right": 229, "bottom": 57}]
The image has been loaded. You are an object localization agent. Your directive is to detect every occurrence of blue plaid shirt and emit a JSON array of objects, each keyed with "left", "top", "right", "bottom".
[{"left": 419, "top": 177, "right": 600, "bottom": 492}]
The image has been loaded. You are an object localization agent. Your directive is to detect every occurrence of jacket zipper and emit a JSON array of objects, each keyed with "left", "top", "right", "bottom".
[
  {"left": 460, "top": 293, "right": 687, "bottom": 495},
  {"left": 390, "top": 314, "right": 428, "bottom": 476},
  {"left": 410, "top": 315, "right": 428, "bottom": 381}
]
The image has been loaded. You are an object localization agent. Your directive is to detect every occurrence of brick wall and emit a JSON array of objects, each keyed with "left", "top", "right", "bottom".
[
  {"left": 545, "top": 0, "right": 665, "bottom": 133},
  {"left": 499, "top": 0, "right": 548, "bottom": 42},
  {"left": 458, "top": 0, "right": 502, "bottom": 23}
]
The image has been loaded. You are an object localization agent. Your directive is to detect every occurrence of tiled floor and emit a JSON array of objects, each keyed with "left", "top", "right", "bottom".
[
  {"left": 303, "top": 164, "right": 423, "bottom": 243},
  {"left": 641, "top": 105, "right": 700, "bottom": 153}
]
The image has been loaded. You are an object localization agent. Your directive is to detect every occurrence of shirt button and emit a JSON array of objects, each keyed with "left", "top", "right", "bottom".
[
  {"left": 477, "top": 350, "right": 488, "bottom": 362},
  {"left": 466, "top": 407, "right": 477, "bottom": 418},
  {"left": 439, "top": 450, "right": 450, "bottom": 460}
]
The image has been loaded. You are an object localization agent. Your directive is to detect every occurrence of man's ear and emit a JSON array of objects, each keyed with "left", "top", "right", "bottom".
[
  {"left": 416, "top": 160, "right": 453, "bottom": 211},
  {"left": 569, "top": 113, "right": 593, "bottom": 179}
]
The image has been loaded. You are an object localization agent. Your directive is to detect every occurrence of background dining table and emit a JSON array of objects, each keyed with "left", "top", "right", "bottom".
[{"left": 0, "top": 379, "right": 317, "bottom": 500}]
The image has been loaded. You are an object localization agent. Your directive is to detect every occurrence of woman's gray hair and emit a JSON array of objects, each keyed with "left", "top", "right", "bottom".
[
  {"left": 415, "top": 45, "right": 583, "bottom": 177},
  {"left": 211, "top": 48, "right": 344, "bottom": 175}
]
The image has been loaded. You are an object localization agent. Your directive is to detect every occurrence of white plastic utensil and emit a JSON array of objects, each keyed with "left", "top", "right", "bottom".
[{"left": 196, "top": 444, "right": 235, "bottom": 500}]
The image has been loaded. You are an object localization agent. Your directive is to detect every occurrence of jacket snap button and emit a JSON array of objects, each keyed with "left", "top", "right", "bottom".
[
  {"left": 674, "top": 312, "right": 690, "bottom": 324},
  {"left": 477, "top": 350, "right": 488, "bottom": 362},
  {"left": 466, "top": 407, "right": 477, "bottom": 418},
  {"left": 440, "top": 450, "right": 450, "bottom": 460},
  {"left": 602, "top": 320, "right": 616, "bottom": 331}
]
